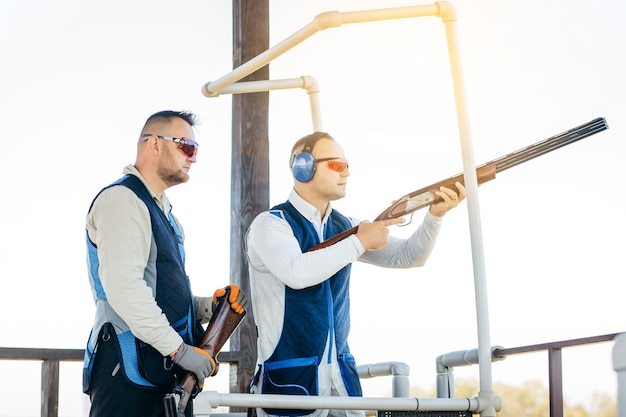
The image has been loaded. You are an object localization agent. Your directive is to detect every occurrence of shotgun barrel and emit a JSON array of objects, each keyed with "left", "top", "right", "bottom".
[
  {"left": 306, "top": 117, "right": 608, "bottom": 252},
  {"left": 489, "top": 117, "right": 608, "bottom": 173}
]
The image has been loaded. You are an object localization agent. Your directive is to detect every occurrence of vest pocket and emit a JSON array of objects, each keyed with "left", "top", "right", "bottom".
[
  {"left": 136, "top": 340, "right": 178, "bottom": 391},
  {"left": 86, "top": 323, "right": 162, "bottom": 391},
  {"left": 262, "top": 356, "right": 318, "bottom": 416}
]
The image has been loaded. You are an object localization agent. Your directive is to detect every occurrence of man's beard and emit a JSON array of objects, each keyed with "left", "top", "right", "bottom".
[
  {"left": 158, "top": 167, "right": 187, "bottom": 187},
  {"left": 157, "top": 153, "right": 188, "bottom": 187}
]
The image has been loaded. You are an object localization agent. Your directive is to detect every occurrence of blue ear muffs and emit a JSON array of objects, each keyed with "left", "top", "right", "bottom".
[
  {"left": 292, "top": 151, "right": 316, "bottom": 182},
  {"left": 291, "top": 131, "right": 329, "bottom": 183}
]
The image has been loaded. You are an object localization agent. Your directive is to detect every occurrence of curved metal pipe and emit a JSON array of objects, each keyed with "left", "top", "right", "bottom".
[
  {"left": 202, "top": 2, "right": 453, "bottom": 96},
  {"left": 202, "top": 76, "right": 323, "bottom": 131},
  {"left": 358, "top": 361, "right": 411, "bottom": 398}
]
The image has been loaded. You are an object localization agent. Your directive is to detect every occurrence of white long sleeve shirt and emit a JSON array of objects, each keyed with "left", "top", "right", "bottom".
[
  {"left": 86, "top": 165, "right": 183, "bottom": 356},
  {"left": 246, "top": 189, "right": 444, "bottom": 417}
]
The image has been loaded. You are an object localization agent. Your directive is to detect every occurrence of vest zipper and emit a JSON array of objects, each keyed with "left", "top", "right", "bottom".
[{"left": 325, "top": 280, "right": 334, "bottom": 364}]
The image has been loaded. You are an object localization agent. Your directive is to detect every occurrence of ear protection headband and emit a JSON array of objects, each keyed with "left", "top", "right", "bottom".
[{"left": 290, "top": 131, "right": 330, "bottom": 183}]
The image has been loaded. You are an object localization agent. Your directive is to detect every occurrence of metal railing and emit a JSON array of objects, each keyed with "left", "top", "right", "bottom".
[
  {"left": 436, "top": 332, "right": 623, "bottom": 417},
  {"left": 494, "top": 332, "right": 621, "bottom": 417},
  {"left": 1, "top": 332, "right": 622, "bottom": 417}
]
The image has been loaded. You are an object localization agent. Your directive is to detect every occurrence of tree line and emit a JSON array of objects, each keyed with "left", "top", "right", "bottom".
[{"left": 407, "top": 379, "right": 616, "bottom": 417}]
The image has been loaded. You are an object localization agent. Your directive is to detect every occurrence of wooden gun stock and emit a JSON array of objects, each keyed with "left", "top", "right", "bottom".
[
  {"left": 164, "top": 288, "right": 246, "bottom": 417},
  {"left": 307, "top": 117, "right": 608, "bottom": 252}
]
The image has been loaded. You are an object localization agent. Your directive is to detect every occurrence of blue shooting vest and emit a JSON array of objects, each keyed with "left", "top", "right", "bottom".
[
  {"left": 260, "top": 201, "right": 362, "bottom": 416},
  {"left": 83, "top": 174, "right": 203, "bottom": 392}
]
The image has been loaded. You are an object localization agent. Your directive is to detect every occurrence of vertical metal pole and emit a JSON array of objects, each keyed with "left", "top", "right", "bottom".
[
  {"left": 548, "top": 348, "right": 564, "bottom": 417},
  {"left": 613, "top": 333, "right": 626, "bottom": 417},
  {"left": 439, "top": 3, "right": 495, "bottom": 415}
]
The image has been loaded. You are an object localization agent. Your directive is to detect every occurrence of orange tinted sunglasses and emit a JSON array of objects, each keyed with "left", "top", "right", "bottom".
[{"left": 317, "top": 157, "right": 349, "bottom": 173}]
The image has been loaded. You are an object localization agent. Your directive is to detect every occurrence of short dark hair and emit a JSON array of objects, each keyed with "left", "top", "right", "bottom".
[{"left": 142, "top": 110, "right": 198, "bottom": 131}]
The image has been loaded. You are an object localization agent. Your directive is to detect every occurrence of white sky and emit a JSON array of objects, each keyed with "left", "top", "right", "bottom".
[{"left": 0, "top": 1, "right": 624, "bottom": 416}]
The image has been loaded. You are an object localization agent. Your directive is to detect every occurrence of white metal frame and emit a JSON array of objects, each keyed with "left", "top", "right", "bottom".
[
  {"left": 204, "top": 76, "right": 324, "bottom": 131},
  {"left": 202, "top": 2, "right": 497, "bottom": 415}
]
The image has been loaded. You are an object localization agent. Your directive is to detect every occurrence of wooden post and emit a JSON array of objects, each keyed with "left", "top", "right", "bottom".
[
  {"left": 41, "top": 359, "right": 60, "bottom": 417},
  {"left": 230, "top": 0, "right": 269, "bottom": 403}
]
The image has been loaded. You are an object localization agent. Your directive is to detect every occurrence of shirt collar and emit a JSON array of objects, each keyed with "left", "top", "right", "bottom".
[
  {"left": 122, "top": 164, "right": 172, "bottom": 213},
  {"left": 288, "top": 188, "right": 333, "bottom": 225}
]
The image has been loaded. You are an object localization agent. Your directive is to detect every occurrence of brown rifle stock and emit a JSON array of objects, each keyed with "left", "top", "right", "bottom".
[
  {"left": 306, "top": 117, "right": 608, "bottom": 252},
  {"left": 164, "top": 288, "right": 247, "bottom": 417}
]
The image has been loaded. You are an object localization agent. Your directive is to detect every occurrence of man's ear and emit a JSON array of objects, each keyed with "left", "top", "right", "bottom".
[{"left": 147, "top": 135, "right": 160, "bottom": 155}]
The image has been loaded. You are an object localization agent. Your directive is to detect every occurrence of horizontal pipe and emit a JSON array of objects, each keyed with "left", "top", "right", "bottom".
[
  {"left": 202, "top": 75, "right": 324, "bottom": 130},
  {"left": 358, "top": 362, "right": 411, "bottom": 398},
  {"left": 326, "top": 3, "right": 447, "bottom": 25},
  {"left": 436, "top": 346, "right": 505, "bottom": 373},
  {"left": 201, "top": 392, "right": 478, "bottom": 412},
  {"left": 202, "top": 76, "right": 320, "bottom": 98},
  {"left": 358, "top": 361, "right": 410, "bottom": 379}
]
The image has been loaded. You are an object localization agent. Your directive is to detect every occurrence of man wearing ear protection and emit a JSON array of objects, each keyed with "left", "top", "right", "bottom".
[
  {"left": 246, "top": 131, "right": 465, "bottom": 417},
  {"left": 82, "top": 110, "right": 247, "bottom": 417}
]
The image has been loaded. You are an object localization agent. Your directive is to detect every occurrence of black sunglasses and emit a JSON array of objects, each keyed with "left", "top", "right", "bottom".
[{"left": 142, "top": 134, "right": 199, "bottom": 158}]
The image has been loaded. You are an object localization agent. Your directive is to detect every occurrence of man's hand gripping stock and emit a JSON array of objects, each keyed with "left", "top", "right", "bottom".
[
  {"left": 173, "top": 285, "right": 248, "bottom": 383},
  {"left": 164, "top": 284, "right": 248, "bottom": 417},
  {"left": 172, "top": 343, "right": 216, "bottom": 383}
]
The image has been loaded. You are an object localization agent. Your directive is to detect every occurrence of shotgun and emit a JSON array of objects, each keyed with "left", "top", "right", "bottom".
[
  {"left": 163, "top": 286, "right": 247, "bottom": 417},
  {"left": 307, "top": 117, "right": 608, "bottom": 252}
]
